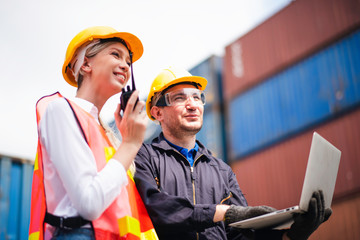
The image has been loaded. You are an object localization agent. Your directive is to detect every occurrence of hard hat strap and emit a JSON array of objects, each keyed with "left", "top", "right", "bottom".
[{"left": 129, "top": 52, "right": 136, "bottom": 91}]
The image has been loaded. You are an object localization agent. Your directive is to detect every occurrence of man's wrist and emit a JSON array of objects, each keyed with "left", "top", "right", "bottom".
[{"left": 214, "top": 204, "right": 230, "bottom": 222}]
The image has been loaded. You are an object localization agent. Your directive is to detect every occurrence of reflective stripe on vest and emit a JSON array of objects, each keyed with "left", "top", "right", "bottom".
[{"left": 29, "top": 92, "right": 158, "bottom": 240}]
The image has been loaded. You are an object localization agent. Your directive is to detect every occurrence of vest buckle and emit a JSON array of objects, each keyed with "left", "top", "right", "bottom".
[{"left": 59, "top": 216, "right": 67, "bottom": 228}]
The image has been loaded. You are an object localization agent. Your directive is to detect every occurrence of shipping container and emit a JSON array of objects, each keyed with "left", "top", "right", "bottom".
[
  {"left": 189, "top": 55, "right": 224, "bottom": 107},
  {"left": 0, "top": 155, "right": 33, "bottom": 240},
  {"left": 196, "top": 106, "right": 226, "bottom": 160},
  {"left": 189, "top": 56, "right": 227, "bottom": 161},
  {"left": 228, "top": 29, "right": 360, "bottom": 159},
  {"left": 223, "top": 0, "right": 360, "bottom": 100},
  {"left": 230, "top": 107, "right": 360, "bottom": 209}
]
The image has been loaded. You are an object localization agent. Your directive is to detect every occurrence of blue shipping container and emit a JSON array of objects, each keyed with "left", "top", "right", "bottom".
[
  {"left": 229, "top": 29, "right": 360, "bottom": 159},
  {"left": 189, "top": 56, "right": 228, "bottom": 162},
  {"left": 190, "top": 55, "right": 224, "bottom": 107},
  {"left": 197, "top": 108, "right": 226, "bottom": 160},
  {"left": 0, "top": 156, "right": 33, "bottom": 240}
]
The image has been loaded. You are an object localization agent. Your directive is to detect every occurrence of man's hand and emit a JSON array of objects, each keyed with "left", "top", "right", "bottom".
[
  {"left": 286, "top": 190, "right": 332, "bottom": 240},
  {"left": 224, "top": 205, "right": 277, "bottom": 225}
]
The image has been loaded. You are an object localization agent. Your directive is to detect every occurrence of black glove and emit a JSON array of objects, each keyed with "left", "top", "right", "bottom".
[
  {"left": 287, "top": 190, "right": 332, "bottom": 240},
  {"left": 224, "top": 205, "right": 277, "bottom": 225}
]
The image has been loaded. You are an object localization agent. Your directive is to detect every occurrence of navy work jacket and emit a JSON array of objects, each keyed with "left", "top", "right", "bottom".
[{"left": 134, "top": 133, "right": 249, "bottom": 240}]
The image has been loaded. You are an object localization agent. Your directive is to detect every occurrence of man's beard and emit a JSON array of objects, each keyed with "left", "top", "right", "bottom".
[{"left": 172, "top": 123, "right": 202, "bottom": 139}]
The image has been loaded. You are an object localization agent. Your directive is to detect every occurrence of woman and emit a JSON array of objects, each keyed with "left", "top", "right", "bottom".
[{"left": 29, "top": 26, "right": 158, "bottom": 240}]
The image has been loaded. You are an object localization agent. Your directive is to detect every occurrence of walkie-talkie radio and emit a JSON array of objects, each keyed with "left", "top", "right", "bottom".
[{"left": 120, "top": 52, "right": 139, "bottom": 112}]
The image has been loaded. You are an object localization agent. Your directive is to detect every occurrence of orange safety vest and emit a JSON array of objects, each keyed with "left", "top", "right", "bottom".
[{"left": 29, "top": 92, "right": 158, "bottom": 240}]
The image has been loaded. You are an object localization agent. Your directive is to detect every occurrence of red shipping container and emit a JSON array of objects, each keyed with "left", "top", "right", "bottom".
[
  {"left": 223, "top": 0, "right": 360, "bottom": 101},
  {"left": 230, "top": 108, "right": 360, "bottom": 208}
]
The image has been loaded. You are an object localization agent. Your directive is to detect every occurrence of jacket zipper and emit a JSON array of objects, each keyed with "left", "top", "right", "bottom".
[
  {"left": 176, "top": 150, "right": 203, "bottom": 240},
  {"left": 192, "top": 154, "right": 202, "bottom": 240},
  {"left": 191, "top": 154, "right": 202, "bottom": 204},
  {"left": 174, "top": 151, "right": 202, "bottom": 204}
]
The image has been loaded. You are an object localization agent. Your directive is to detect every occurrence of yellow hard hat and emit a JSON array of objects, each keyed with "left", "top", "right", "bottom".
[
  {"left": 146, "top": 66, "right": 207, "bottom": 120},
  {"left": 62, "top": 26, "right": 144, "bottom": 87}
]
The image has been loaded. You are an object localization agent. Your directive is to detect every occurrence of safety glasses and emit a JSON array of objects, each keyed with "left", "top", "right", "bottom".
[{"left": 156, "top": 88, "right": 206, "bottom": 107}]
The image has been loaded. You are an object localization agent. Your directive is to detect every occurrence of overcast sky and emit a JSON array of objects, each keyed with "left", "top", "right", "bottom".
[{"left": 0, "top": 0, "right": 291, "bottom": 160}]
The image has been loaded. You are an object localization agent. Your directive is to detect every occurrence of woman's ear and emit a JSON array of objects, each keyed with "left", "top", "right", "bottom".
[
  {"left": 150, "top": 106, "right": 163, "bottom": 122},
  {"left": 80, "top": 57, "right": 92, "bottom": 74}
]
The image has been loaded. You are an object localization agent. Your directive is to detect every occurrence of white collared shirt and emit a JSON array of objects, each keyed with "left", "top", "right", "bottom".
[{"left": 39, "top": 96, "right": 127, "bottom": 221}]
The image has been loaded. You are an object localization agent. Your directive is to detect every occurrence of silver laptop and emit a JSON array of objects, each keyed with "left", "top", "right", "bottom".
[{"left": 229, "top": 132, "right": 341, "bottom": 230}]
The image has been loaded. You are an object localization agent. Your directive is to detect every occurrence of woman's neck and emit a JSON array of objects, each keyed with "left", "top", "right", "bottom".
[{"left": 76, "top": 85, "right": 107, "bottom": 113}]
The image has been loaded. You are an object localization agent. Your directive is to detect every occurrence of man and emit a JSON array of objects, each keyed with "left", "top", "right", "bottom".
[{"left": 134, "top": 67, "right": 331, "bottom": 240}]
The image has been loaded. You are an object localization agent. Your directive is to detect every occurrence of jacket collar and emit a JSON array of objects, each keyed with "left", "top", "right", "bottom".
[{"left": 151, "top": 132, "right": 213, "bottom": 159}]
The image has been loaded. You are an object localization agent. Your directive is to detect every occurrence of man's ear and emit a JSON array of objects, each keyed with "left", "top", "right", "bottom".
[
  {"left": 80, "top": 57, "right": 92, "bottom": 73},
  {"left": 150, "top": 106, "right": 163, "bottom": 121}
]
